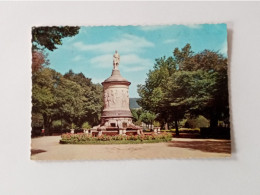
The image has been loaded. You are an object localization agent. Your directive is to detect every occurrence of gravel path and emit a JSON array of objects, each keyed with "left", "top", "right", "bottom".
[{"left": 31, "top": 136, "right": 231, "bottom": 160}]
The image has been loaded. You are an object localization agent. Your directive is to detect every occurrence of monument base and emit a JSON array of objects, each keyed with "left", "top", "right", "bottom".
[{"left": 90, "top": 117, "right": 142, "bottom": 136}]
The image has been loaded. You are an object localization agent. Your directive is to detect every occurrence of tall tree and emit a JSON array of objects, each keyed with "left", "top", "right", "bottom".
[
  {"left": 137, "top": 56, "right": 177, "bottom": 131},
  {"left": 55, "top": 77, "right": 87, "bottom": 128},
  {"left": 138, "top": 44, "right": 229, "bottom": 135},
  {"left": 32, "top": 68, "right": 62, "bottom": 133},
  {"left": 32, "top": 68, "right": 104, "bottom": 133},
  {"left": 175, "top": 49, "right": 229, "bottom": 127},
  {"left": 64, "top": 70, "right": 103, "bottom": 126}
]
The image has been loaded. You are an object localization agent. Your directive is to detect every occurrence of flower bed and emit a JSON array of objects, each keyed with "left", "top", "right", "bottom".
[{"left": 60, "top": 132, "right": 172, "bottom": 144}]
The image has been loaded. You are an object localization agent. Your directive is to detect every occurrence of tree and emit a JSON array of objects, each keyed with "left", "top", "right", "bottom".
[
  {"left": 64, "top": 70, "right": 103, "bottom": 126},
  {"left": 32, "top": 26, "right": 80, "bottom": 51},
  {"left": 138, "top": 44, "right": 229, "bottom": 136},
  {"left": 32, "top": 50, "right": 49, "bottom": 73},
  {"left": 31, "top": 26, "right": 80, "bottom": 74},
  {"left": 54, "top": 77, "right": 87, "bottom": 128},
  {"left": 140, "top": 111, "right": 156, "bottom": 129},
  {"left": 131, "top": 108, "right": 143, "bottom": 122},
  {"left": 32, "top": 68, "right": 62, "bottom": 133},
  {"left": 174, "top": 48, "right": 229, "bottom": 127},
  {"left": 173, "top": 43, "right": 194, "bottom": 70},
  {"left": 32, "top": 67, "right": 104, "bottom": 134}
]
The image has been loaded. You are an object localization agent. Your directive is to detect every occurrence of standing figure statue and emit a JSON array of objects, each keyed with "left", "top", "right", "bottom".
[{"left": 113, "top": 50, "right": 120, "bottom": 70}]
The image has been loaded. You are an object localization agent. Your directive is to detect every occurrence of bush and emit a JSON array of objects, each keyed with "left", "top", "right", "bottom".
[
  {"left": 60, "top": 132, "right": 172, "bottom": 144},
  {"left": 71, "top": 123, "right": 77, "bottom": 129},
  {"left": 185, "top": 115, "right": 209, "bottom": 128},
  {"left": 153, "top": 121, "right": 160, "bottom": 127},
  {"left": 82, "top": 122, "right": 91, "bottom": 129}
]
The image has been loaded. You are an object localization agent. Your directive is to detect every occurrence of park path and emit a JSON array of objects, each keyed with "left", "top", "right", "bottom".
[{"left": 31, "top": 136, "right": 231, "bottom": 160}]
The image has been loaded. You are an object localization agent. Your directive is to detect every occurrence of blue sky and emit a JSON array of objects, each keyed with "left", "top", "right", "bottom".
[{"left": 47, "top": 24, "right": 227, "bottom": 97}]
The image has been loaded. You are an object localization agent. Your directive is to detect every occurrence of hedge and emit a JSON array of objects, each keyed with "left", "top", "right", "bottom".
[{"left": 60, "top": 132, "right": 172, "bottom": 145}]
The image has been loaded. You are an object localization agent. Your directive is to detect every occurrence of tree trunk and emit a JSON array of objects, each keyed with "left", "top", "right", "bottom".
[
  {"left": 175, "top": 119, "right": 179, "bottom": 136},
  {"left": 61, "top": 119, "right": 63, "bottom": 134},
  {"left": 42, "top": 114, "right": 51, "bottom": 135},
  {"left": 164, "top": 122, "right": 168, "bottom": 130}
]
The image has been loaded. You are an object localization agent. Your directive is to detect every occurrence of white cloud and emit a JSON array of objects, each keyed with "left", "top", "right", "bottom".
[
  {"left": 163, "top": 39, "right": 177, "bottom": 44},
  {"left": 121, "top": 54, "right": 152, "bottom": 66},
  {"left": 73, "top": 33, "right": 154, "bottom": 54},
  {"left": 120, "top": 54, "right": 152, "bottom": 72},
  {"left": 89, "top": 53, "right": 153, "bottom": 72},
  {"left": 72, "top": 55, "right": 84, "bottom": 62},
  {"left": 89, "top": 54, "right": 112, "bottom": 68},
  {"left": 186, "top": 24, "right": 202, "bottom": 29},
  {"left": 122, "top": 66, "right": 146, "bottom": 72}
]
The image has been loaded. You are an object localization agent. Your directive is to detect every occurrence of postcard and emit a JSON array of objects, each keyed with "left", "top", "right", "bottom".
[{"left": 31, "top": 24, "right": 230, "bottom": 160}]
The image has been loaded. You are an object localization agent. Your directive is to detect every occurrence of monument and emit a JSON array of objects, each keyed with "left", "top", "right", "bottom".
[{"left": 91, "top": 51, "right": 142, "bottom": 135}]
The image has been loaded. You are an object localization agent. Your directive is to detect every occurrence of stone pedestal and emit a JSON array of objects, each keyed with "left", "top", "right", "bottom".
[
  {"left": 101, "top": 69, "right": 132, "bottom": 123},
  {"left": 91, "top": 52, "right": 142, "bottom": 136}
]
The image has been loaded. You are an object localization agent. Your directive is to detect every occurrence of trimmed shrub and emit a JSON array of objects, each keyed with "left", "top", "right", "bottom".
[{"left": 60, "top": 132, "right": 172, "bottom": 144}]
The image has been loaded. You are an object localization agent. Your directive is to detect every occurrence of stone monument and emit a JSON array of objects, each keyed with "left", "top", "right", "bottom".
[{"left": 91, "top": 51, "right": 142, "bottom": 135}]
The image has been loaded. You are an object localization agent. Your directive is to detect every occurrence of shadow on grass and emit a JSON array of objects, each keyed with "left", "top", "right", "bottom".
[
  {"left": 31, "top": 149, "right": 47, "bottom": 155},
  {"left": 168, "top": 140, "right": 231, "bottom": 154}
]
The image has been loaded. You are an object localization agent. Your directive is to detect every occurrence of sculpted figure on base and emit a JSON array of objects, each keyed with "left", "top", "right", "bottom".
[{"left": 113, "top": 50, "right": 120, "bottom": 70}]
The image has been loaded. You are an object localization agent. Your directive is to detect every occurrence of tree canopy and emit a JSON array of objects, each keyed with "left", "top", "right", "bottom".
[
  {"left": 31, "top": 26, "right": 80, "bottom": 74},
  {"left": 31, "top": 26, "right": 104, "bottom": 135},
  {"left": 137, "top": 44, "right": 229, "bottom": 134},
  {"left": 32, "top": 68, "right": 103, "bottom": 134},
  {"left": 32, "top": 26, "right": 80, "bottom": 51}
]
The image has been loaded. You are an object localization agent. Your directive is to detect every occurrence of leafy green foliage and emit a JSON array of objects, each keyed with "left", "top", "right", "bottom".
[
  {"left": 131, "top": 108, "right": 143, "bottom": 122},
  {"left": 31, "top": 113, "right": 44, "bottom": 128},
  {"left": 60, "top": 132, "right": 172, "bottom": 144},
  {"left": 32, "top": 68, "right": 103, "bottom": 134},
  {"left": 82, "top": 122, "right": 91, "bottom": 129},
  {"left": 140, "top": 111, "right": 156, "bottom": 126},
  {"left": 32, "top": 26, "right": 80, "bottom": 51},
  {"left": 131, "top": 108, "right": 157, "bottom": 128},
  {"left": 182, "top": 115, "right": 210, "bottom": 128},
  {"left": 64, "top": 70, "right": 103, "bottom": 126},
  {"left": 153, "top": 121, "right": 160, "bottom": 127},
  {"left": 138, "top": 44, "right": 229, "bottom": 134}
]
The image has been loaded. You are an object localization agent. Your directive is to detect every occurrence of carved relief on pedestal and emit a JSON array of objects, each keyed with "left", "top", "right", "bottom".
[
  {"left": 120, "top": 89, "right": 129, "bottom": 108},
  {"left": 104, "top": 87, "right": 130, "bottom": 110},
  {"left": 126, "top": 90, "right": 129, "bottom": 108},
  {"left": 107, "top": 91, "right": 112, "bottom": 108},
  {"left": 104, "top": 92, "right": 108, "bottom": 109},
  {"left": 115, "top": 89, "right": 120, "bottom": 105}
]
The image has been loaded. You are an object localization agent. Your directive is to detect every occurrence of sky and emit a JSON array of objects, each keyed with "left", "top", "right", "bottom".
[{"left": 47, "top": 24, "right": 227, "bottom": 98}]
